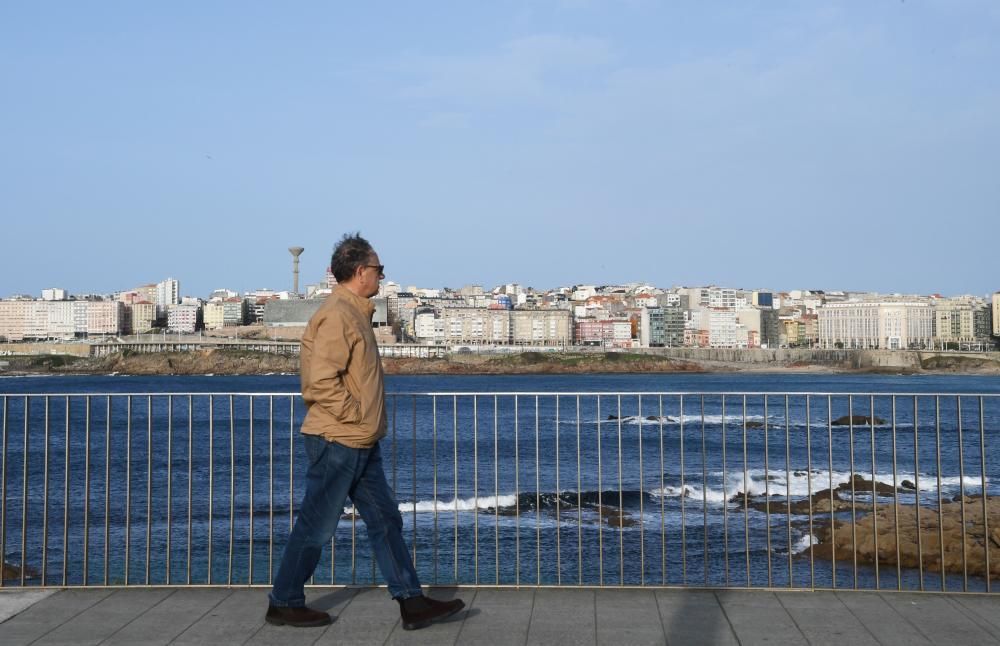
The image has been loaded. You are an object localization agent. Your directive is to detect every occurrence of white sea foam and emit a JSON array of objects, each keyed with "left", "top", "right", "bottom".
[
  {"left": 343, "top": 468, "right": 990, "bottom": 518},
  {"left": 603, "top": 414, "right": 767, "bottom": 426},
  {"left": 793, "top": 533, "right": 819, "bottom": 554},
  {"left": 345, "top": 494, "right": 520, "bottom": 516},
  {"left": 648, "top": 468, "right": 987, "bottom": 506}
]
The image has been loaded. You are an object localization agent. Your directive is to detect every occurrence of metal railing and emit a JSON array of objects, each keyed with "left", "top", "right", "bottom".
[{"left": 1, "top": 391, "right": 997, "bottom": 591}]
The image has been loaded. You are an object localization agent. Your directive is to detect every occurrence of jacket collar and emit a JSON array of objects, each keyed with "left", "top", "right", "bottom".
[{"left": 333, "top": 285, "right": 376, "bottom": 318}]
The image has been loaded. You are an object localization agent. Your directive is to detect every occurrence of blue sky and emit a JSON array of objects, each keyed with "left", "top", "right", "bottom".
[{"left": 2, "top": 1, "right": 998, "bottom": 298}]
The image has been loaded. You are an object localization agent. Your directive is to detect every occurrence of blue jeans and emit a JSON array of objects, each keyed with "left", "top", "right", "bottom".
[{"left": 269, "top": 435, "right": 423, "bottom": 606}]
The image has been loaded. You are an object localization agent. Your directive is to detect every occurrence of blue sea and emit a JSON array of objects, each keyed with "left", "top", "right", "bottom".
[{"left": 2, "top": 372, "right": 999, "bottom": 591}]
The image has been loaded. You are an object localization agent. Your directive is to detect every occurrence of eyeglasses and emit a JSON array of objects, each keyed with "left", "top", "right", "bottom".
[{"left": 365, "top": 264, "right": 385, "bottom": 275}]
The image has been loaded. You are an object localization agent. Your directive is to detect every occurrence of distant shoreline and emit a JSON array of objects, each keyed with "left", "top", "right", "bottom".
[{"left": 2, "top": 348, "right": 999, "bottom": 377}]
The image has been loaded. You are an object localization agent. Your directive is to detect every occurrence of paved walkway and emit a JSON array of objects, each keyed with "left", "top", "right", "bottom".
[{"left": 3, "top": 586, "right": 1000, "bottom": 645}]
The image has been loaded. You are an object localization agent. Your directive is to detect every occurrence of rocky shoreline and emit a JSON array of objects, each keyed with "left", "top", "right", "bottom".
[
  {"left": 809, "top": 492, "right": 1000, "bottom": 579},
  {"left": 3, "top": 348, "right": 999, "bottom": 376},
  {"left": 728, "top": 472, "right": 1000, "bottom": 579}
]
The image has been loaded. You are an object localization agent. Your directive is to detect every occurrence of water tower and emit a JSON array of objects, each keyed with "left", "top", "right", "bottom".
[{"left": 288, "top": 247, "right": 304, "bottom": 295}]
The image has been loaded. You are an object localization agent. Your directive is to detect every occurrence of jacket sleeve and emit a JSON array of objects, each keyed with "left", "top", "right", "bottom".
[{"left": 304, "top": 312, "right": 362, "bottom": 424}]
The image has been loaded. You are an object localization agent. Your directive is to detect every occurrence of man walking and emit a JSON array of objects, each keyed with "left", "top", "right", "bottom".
[{"left": 266, "top": 233, "right": 464, "bottom": 630}]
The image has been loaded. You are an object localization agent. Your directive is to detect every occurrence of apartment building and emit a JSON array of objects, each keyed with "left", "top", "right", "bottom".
[
  {"left": 128, "top": 302, "right": 156, "bottom": 334},
  {"left": 639, "top": 305, "right": 685, "bottom": 347},
  {"left": 512, "top": 309, "right": 572, "bottom": 346},
  {"left": 734, "top": 307, "right": 781, "bottom": 348},
  {"left": 933, "top": 298, "right": 992, "bottom": 347},
  {"left": 0, "top": 299, "right": 123, "bottom": 340},
  {"left": 575, "top": 319, "right": 632, "bottom": 348},
  {"left": 222, "top": 298, "right": 247, "bottom": 326},
  {"left": 708, "top": 288, "right": 745, "bottom": 309},
  {"left": 156, "top": 278, "right": 180, "bottom": 318},
  {"left": 0, "top": 300, "right": 28, "bottom": 341},
  {"left": 993, "top": 293, "right": 1000, "bottom": 337},
  {"left": 167, "top": 304, "right": 200, "bottom": 333},
  {"left": 41, "top": 288, "right": 67, "bottom": 301},
  {"left": 708, "top": 308, "right": 742, "bottom": 348},
  {"left": 203, "top": 302, "right": 226, "bottom": 330},
  {"left": 87, "top": 301, "right": 124, "bottom": 335},
  {"left": 438, "top": 307, "right": 512, "bottom": 345},
  {"left": 818, "top": 300, "right": 934, "bottom": 349},
  {"left": 414, "top": 310, "right": 444, "bottom": 343},
  {"left": 782, "top": 319, "right": 805, "bottom": 347}
]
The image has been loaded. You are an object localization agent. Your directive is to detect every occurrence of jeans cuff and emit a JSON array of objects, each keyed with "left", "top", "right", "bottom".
[
  {"left": 393, "top": 590, "right": 423, "bottom": 601},
  {"left": 267, "top": 592, "right": 304, "bottom": 608}
]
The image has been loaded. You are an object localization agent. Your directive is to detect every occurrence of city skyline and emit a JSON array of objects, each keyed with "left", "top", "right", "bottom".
[
  {"left": 2, "top": 3, "right": 998, "bottom": 297},
  {"left": 2, "top": 268, "right": 996, "bottom": 304}
]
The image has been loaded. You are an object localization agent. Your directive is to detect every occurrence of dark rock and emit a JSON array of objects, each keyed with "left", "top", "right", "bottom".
[
  {"left": 900, "top": 480, "right": 916, "bottom": 490},
  {"left": 836, "top": 474, "right": 899, "bottom": 496},
  {"left": 788, "top": 488, "right": 841, "bottom": 514},
  {"left": 744, "top": 494, "right": 788, "bottom": 514},
  {"left": 597, "top": 505, "right": 637, "bottom": 528},
  {"left": 3, "top": 561, "right": 40, "bottom": 581},
  {"left": 745, "top": 421, "right": 765, "bottom": 429}
]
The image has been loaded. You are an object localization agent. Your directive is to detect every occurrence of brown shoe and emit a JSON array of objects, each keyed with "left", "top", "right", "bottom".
[
  {"left": 265, "top": 604, "right": 332, "bottom": 627},
  {"left": 397, "top": 594, "right": 465, "bottom": 631}
]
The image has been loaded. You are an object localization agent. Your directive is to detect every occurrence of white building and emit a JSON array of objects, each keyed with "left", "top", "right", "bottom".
[
  {"left": 818, "top": 300, "right": 934, "bottom": 349},
  {"left": 41, "top": 288, "right": 68, "bottom": 301},
  {"left": 167, "top": 304, "right": 200, "bottom": 333},
  {"left": 156, "top": 278, "right": 180, "bottom": 317},
  {"left": 414, "top": 311, "right": 444, "bottom": 344},
  {"left": 571, "top": 286, "right": 597, "bottom": 302},
  {"left": 0, "top": 300, "right": 123, "bottom": 340},
  {"left": 708, "top": 308, "right": 742, "bottom": 348}
]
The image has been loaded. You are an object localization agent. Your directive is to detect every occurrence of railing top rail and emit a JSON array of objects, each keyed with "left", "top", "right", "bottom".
[{"left": 2, "top": 390, "right": 999, "bottom": 398}]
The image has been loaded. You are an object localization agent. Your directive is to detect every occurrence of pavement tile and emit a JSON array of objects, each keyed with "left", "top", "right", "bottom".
[
  {"left": 656, "top": 590, "right": 739, "bottom": 646},
  {"left": 383, "top": 587, "right": 468, "bottom": 646},
  {"left": 0, "top": 589, "right": 56, "bottom": 623},
  {"left": 224, "top": 588, "right": 332, "bottom": 646},
  {"left": 833, "top": 592, "right": 933, "bottom": 646},
  {"left": 102, "top": 588, "right": 231, "bottom": 646},
  {"left": 313, "top": 587, "right": 400, "bottom": 646},
  {"left": 526, "top": 589, "right": 595, "bottom": 646},
  {"left": 454, "top": 589, "right": 531, "bottom": 646},
  {"left": 6, "top": 586, "right": 1000, "bottom": 646},
  {"left": 595, "top": 588, "right": 666, "bottom": 646},
  {"left": 0, "top": 589, "right": 112, "bottom": 646},
  {"left": 880, "top": 592, "right": 998, "bottom": 646},
  {"left": 34, "top": 588, "right": 173, "bottom": 646},
  {"left": 775, "top": 593, "right": 879, "bottom": 646},
  {"left": 171, "top": 589, "right": 264, "bottom": 646},
  {"left": 717, "top": 591, "right": 808, "bottom": 646},
  {"left": 951, "top": 594, "right": 1000, "bottom": 635}
]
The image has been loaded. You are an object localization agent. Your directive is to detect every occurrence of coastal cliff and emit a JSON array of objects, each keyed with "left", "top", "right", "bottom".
[{"left": 2, "top": 348, "right": 999, "bottom": 376}]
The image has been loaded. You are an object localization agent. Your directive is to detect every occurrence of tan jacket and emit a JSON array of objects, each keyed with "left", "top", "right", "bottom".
[{"left": 299, "top": 286, "right": 386, "bottom": 448}]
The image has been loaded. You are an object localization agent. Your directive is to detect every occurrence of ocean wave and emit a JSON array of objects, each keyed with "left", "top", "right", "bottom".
[
  {"left": 339, "top": 468, "right": 989, "bottom": 519},
  {"left": 646, "top": 468, "right": 986, "bottom": 505}
]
